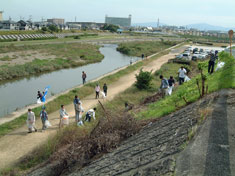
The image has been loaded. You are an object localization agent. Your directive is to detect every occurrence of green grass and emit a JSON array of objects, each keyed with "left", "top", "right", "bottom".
[
  {"left": 139, "top": 51, "right": 235, "bottom": 119},
  {"left": 0, "top": 43, "right": 104, "bottom": 81},
  {"left": 180, "top": 34, "right": 231, "bottom": 44},
  {"left": 117, "top": 41, "right": 178, "bottom": 57},
  {"left": 0, "top": 56, "right": 14, "bottom": 61}
]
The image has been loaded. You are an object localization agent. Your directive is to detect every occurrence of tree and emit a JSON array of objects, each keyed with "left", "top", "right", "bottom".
[
  {"left": 41, "top": 26, "right": 47, "bottom": 32},
  {"left": 101, "top": 24, "right": 119, "bottom": 33},
  {"left": 48, "top": 25, "right": 59, "bottom": 33},
  {"left": 135, "top": 69, "right": 153, "bottom": 90}
]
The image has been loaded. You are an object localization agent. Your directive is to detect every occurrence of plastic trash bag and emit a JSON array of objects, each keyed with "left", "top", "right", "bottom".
[
  {"left": 101, "top": 91, "right": 106, "bottom": 98},
  {"left": 37, "top": 98, "right": 42, "bottom": 104},
  {"left": 45, "top": 120, "right": 52, "bottom": 127},
  {"left": 215, "top": 62, "right": 225, "bottom": 71},
  {"left": 168, "top": 86, "right": 174, "bottom": 96},
  {"left": 184, "top": 76, "right": 191, "bottom": 82},
  {"left": 62, "top": 115, "right": 69, "bottom": 125},
  {"left": 77, "top": 120, "right": 84, "bottom": 126}
]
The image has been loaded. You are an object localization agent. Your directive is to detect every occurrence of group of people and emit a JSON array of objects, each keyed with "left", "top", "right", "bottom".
[
  {"left": 59, "top": 96, "right": 97, "bottom": 128},
  {"left": 27, "top": 107, "right": 49, "bottom": 133},
  {"left": 82, "top": 71, "right": 108, "bottom": 99},
  {"left": 159, "top": 50, "right": 219, "bottom": 98},
  {"left": 27, "top": 96, "right": 98, "bottom": 132},
  {"left": 159, "top": 66, "right": 189, "bottom": 97}
]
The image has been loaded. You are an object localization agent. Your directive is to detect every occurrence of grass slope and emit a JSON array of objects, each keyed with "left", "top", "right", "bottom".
[{"left": 139, "top": 51, "right": 235, "bottom": 119}]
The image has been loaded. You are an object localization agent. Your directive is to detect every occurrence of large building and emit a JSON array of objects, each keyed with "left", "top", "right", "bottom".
[
  {"left": 47, "top": 18, "right": 64, "bottom": 25},
  {"left": 105, "top": 15, "right": 131, "bottom": 27},
  {"left": 0, "top": 11, "right": 3, "bottom": 21}
]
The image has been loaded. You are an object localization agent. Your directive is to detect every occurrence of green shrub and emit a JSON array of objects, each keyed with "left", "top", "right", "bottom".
[{"left": 135, "top": 69, "right": 153, "bottom": 90}]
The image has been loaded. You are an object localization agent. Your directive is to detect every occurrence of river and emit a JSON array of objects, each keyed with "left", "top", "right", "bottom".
[{"left": 0, "top": 44, "right": 140, "bottom": 118}]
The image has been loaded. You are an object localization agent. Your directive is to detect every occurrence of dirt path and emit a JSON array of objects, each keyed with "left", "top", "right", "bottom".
[{"left": 0, "top": 45, "right": 185, "bottom": 170}]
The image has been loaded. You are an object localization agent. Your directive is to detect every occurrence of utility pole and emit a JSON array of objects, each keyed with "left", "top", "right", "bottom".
[
  {"left": 228, "top": 30, "right": 234, "bottom": 57},
  {"left": 157, "top": 18, "right": 160, "bottom": 28}
]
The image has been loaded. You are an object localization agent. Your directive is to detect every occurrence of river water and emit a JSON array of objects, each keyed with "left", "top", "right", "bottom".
[{"left": 0, "top": 44, "right": 140, "bottom": 118}]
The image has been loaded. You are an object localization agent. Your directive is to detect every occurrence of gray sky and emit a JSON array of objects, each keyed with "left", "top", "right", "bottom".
[{"left": 1, "top": 0, "right": 235, "bottom": 27}]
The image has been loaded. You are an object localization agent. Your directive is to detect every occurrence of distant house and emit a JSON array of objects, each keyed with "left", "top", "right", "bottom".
[
  {"left": 0, "top": 20, "right": 19, "bottom": 30},
  {"left": 17, "top": 20, "right": 33, "bottom": 30},
  {"left": 33, "top": 21, "right": 48, "bottom": 30},
  {"left": 66, "top": 22, "right": 82, "bottom": 30},
  {"left": 66, "top": 22, "right": 105, "bottom": 30}
]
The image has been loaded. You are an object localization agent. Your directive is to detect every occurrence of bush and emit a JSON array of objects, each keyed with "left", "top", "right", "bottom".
[
  {"left": 47, "top": 112, "right": 141, "bottom": 175},
  {"left": 135, "top": 69, "right": 153, "bottom": 90}
]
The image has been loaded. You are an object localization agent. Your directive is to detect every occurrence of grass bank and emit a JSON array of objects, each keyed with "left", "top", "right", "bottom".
[
  {"left": 0, "top": 43, "right": 103, "bottom": 81},
  {"left": 117, "top": 41, "right": 178, "bottom": 57},
  {"left": 139, "top": 51, "right": 235, "bottom": 119}
]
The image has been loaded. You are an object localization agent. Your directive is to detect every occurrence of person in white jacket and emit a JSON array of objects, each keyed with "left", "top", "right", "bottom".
[
  {"left": 27, "top": 109, "right": 37, "bottom": 133},
  {"left": 85, "top": 108, "right": 96, "bottom": 122}
]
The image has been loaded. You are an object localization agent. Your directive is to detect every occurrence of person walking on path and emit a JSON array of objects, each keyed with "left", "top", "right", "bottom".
[
  {"left": 168, "top": 76, "right": 175, "bottom": 95},
  {"left": 208, "top": 51, "right": 218, "bottom": 74},
  {"left": 178, "top": 66, "right": 187, "bottom": 85},
  {"left": 85, "top": 108, "right": 96, "bottom": 122},
  {"left": 40, "top": 107, "right": 48, "bottom": 130},
  {"left": 59, "top": 105, "right": 69, "bottom": 128},
  {"left": 27, "top": 109, "right": 37, "bottom": 133},
  {"left": 95, "top": 84, "right": 100, "bottom": 99},
  {"left": 82, "top": 71, "right": 87, "bottom": 84},
  {"left": 159, "top": 75, "right": 169, "bottom": 98},
  {"left": 103, "top": 83, "right": 108, "bottom": 96}
]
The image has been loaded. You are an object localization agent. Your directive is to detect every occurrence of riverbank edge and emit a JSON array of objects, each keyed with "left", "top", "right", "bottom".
[{"left": 0, "top": 42, "right": 185, "bottom": 131}]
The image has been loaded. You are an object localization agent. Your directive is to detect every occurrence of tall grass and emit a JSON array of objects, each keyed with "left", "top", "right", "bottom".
[{"left": 117, "top": 41, "right": 178, "bottom": 57}]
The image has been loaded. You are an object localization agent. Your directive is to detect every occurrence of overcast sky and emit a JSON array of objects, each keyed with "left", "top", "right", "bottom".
[{"left": 1, "top": 0, "right": 235, "bottom": 27}]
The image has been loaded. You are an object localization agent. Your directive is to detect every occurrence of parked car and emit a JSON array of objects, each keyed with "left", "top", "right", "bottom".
[
  {"left": 193, "top": 48, "right": 198, "bottom": 53},
  {"left": 192, "top": 56, "right": 197, "bottom": 61},
  {"left": 182, "top": 53, "right": 191, "bottom": 60},
  {"left": 199, "top": 48, "right": 204, "bottom": 53},
  {"left": 176, "top": 54, "right": 183, "bottom": 59}
]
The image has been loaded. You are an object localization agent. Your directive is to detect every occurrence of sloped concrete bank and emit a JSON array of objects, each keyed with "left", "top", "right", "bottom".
[{"left": 176, "top": 89, "right": 235, "bottom": 176}]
